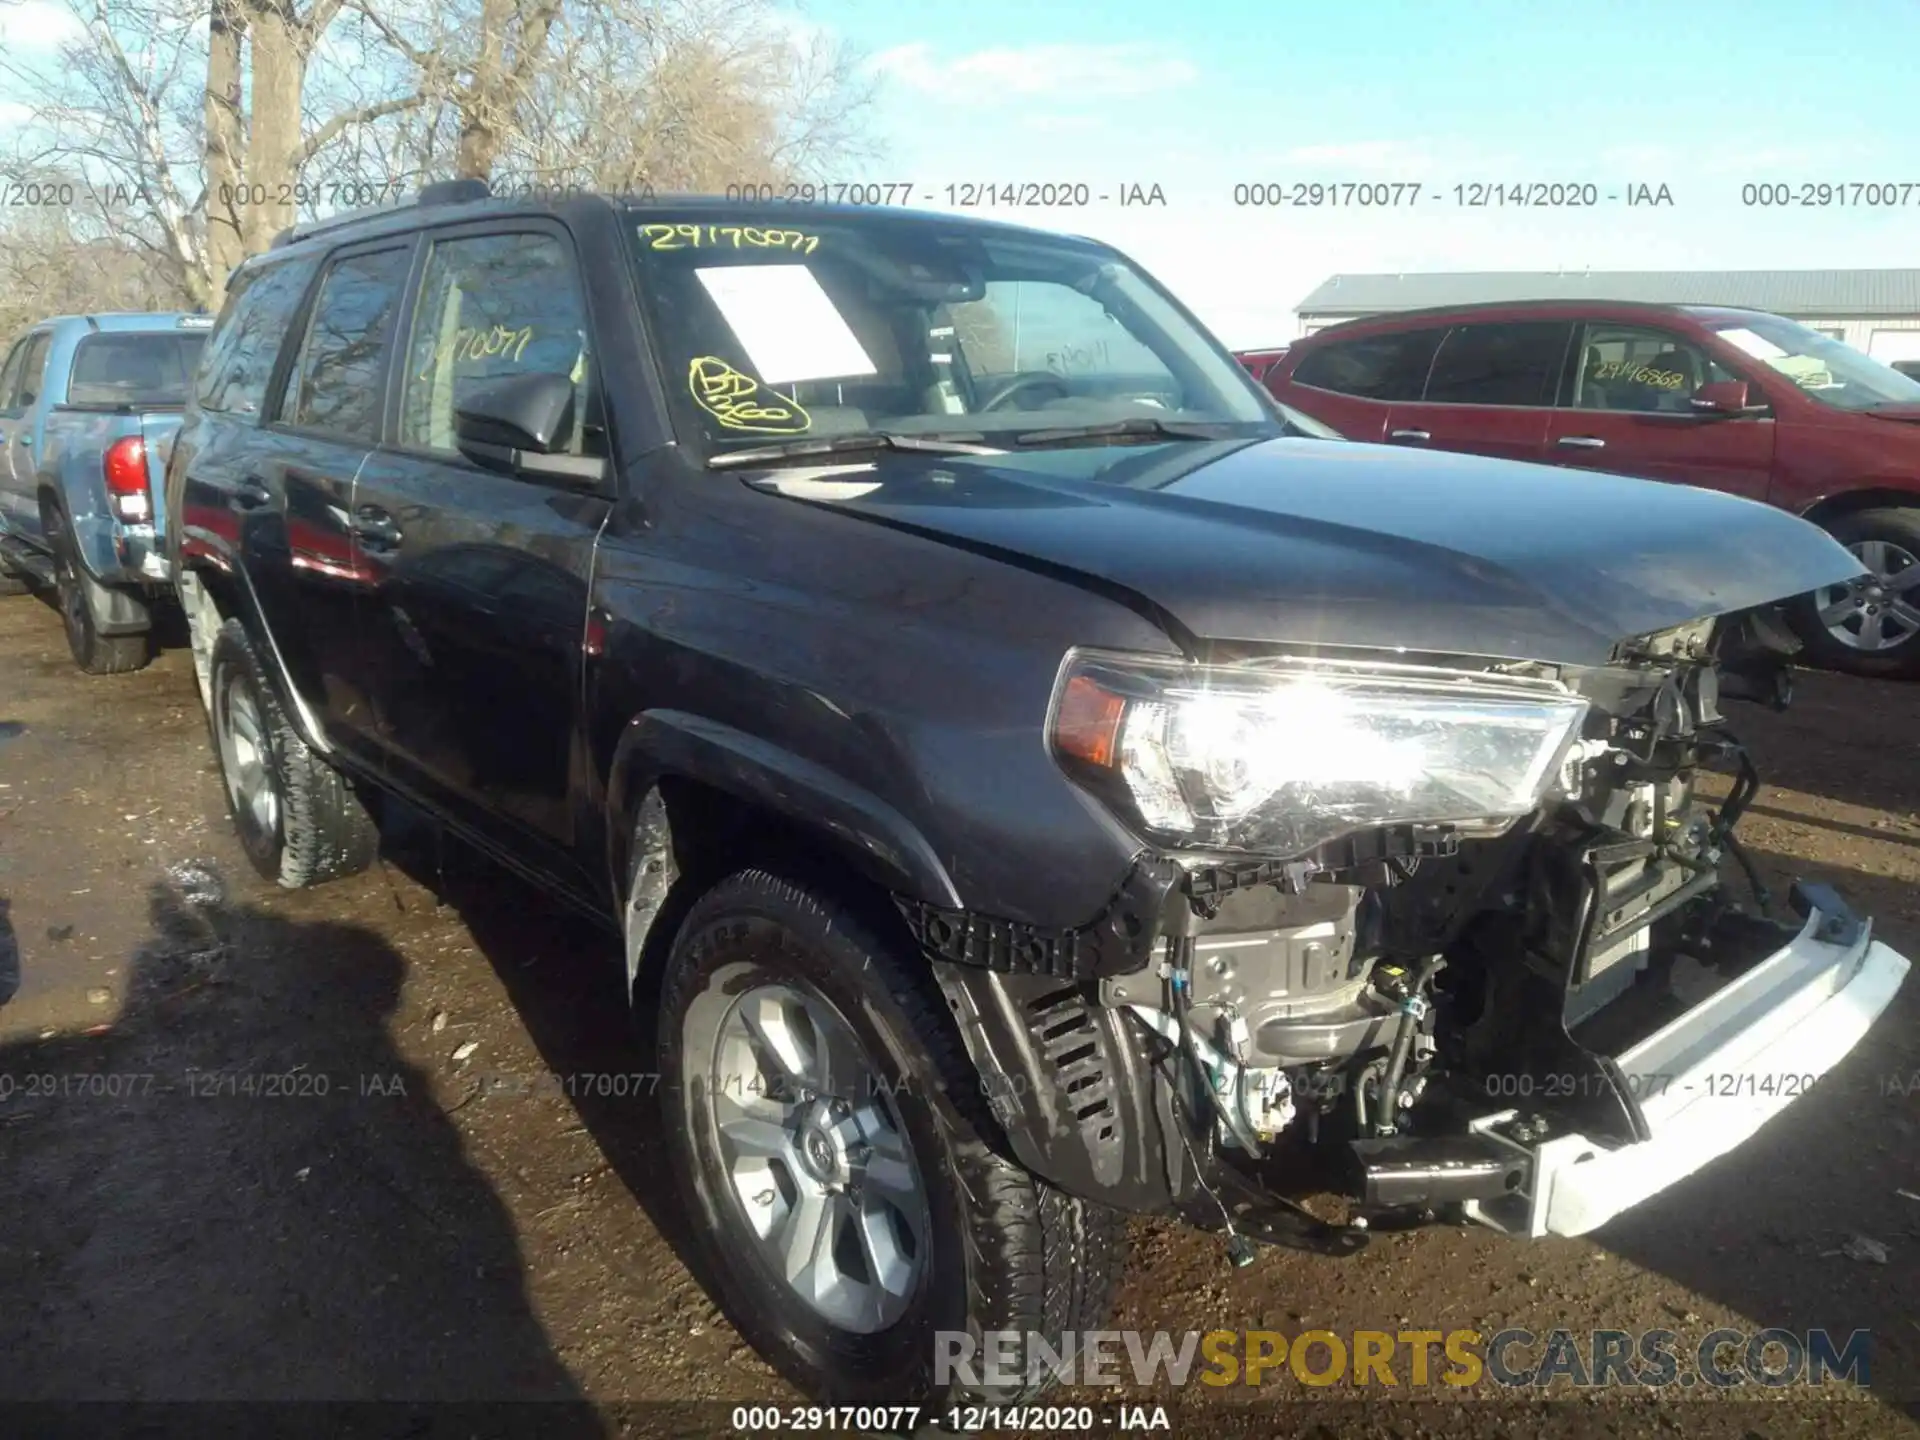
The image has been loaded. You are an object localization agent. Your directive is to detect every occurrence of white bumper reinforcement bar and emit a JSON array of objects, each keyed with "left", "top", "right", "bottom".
[{"left": 1462, "top": 905, "right": 1910, "bottom": 1238}]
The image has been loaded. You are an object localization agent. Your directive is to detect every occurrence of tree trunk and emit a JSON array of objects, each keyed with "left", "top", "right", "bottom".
[
  {"left": 455, "top": 0, "right": 510, "bottom": 180},
  {"left": 204, "top": 0, "right": 247, "bottom": 305},
  {"left": 243, "top": 0, "right": 305, "bottom": 253},
  {"left": 456, "top": 0, "right": 558, "bottom": 183}
]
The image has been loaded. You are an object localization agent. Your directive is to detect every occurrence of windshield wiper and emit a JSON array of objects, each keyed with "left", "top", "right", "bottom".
[
  {"left": 1007, "top": 417, "right": 1247, "bottom": 448},
  {"left": 707, "top": 431, "right": 1005, "bottom": 470}
]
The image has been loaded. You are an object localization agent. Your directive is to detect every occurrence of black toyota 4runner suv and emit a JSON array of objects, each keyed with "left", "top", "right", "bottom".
[{"left": 164, "top": 181, "right": 1909, "bottom": 1407}]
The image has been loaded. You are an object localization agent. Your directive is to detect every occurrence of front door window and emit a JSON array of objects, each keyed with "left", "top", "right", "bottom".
[{"left": 1571, "top": 325, "right": 1740, "bottom": 414}]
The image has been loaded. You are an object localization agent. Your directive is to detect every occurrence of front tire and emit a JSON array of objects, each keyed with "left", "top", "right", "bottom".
[
  {"left": 208, "top": 617, "right": 378, "bottom": 887},
  {"left": 658, "top": 868, "right": 1125, "bottom": 1408},
  {"left": 1793, "top": 507, "right": 1920, "bottom": 678}
]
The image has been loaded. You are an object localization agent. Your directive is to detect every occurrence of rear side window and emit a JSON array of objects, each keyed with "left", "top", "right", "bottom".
[
  {"left": 196, "top": 256, "right": 319, "bottom": 418},
  {"left": 1423, "top": 322, "right": 1572, "bottom": 406},
  {"left": 399, "top": 230, "right": 594, "bottom": 455},
  {"left": 14, "top": 331, "right": 52, "bottom": 408},
  {"left": 0, "top": 339, "right": 26, "bottom": 409},
  {"left": 279, "top": 246, "right": 413, "bottom": 441},
  {"left": 66, "top": 333, "right": 207, "bottom": 408},
  {"left": 1290, "top": 328, "right": 1444, "bottom": 401}
]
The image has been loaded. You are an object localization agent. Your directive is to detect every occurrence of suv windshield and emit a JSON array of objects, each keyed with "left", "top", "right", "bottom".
[
  {"left": 627, "top": 209, "right": 1275, "bottom": 456},
  {"left": 65, "top": 331, "right": 207, "bottom": 409},
  {"left": 1704, "top": 313, "right": 1920, "bottom": 412}
]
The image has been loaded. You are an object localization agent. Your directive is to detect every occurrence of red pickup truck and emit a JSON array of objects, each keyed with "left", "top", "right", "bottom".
[{"left": 1254, "top": 301, "right": 1920, "bottom": 677}]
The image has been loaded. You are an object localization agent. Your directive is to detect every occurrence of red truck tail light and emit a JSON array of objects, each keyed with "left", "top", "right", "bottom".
[{"left": 103, "top": 436, "right": 151, "bottom": 523}]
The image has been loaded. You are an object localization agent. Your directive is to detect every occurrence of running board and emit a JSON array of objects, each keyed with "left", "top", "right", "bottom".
[{"left": 0, "top": 534, "right": 54, "bottom": 586}]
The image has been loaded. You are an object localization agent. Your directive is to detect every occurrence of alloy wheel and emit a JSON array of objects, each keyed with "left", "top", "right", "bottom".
[
  {"left": 1814, "top": 538, "right": 1920, "bottom": 652},
  {"left": 690, "top": 979, "right": 930, "bottom": 1334},
  {"left": 216, "top": 668, "right": 281, "bottom": 843}
]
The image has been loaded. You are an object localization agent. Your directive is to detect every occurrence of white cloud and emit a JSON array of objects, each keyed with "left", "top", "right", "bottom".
[
  {"left": 759, "top": 6, "right": 833, "bottom": 51},
  {"left": 1595, "top": 140, "right": 1848, "bottom": 182},
  {"left": 869, "top": 41, "right": 1198, "bottom": 99},
  {"left": 0, "top": 0, "right": 86, "bottom": 51}
]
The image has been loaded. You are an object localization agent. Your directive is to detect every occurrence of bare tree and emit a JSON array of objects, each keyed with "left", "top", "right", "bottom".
[
  {"left": 0, "top": 0, "right": 218, "bottom": 305},
  {"left": 0, "top": 0, "right": 881, "bottom": 323},
  {"left": 352, "top": 0, "right": 880, "bottom": 195},
  {"left": 0, "top": 176, "right": 189, "bottom": 335},
  {"left": 0, "top": 0, "right": 430, "bottom": 306},
  {"left": 455, "top": 0, "right": 560, "bottom": 180},
  {"left": 204, "top": 0, "right": 247, "bottom": 284},
  {"left": 238, "top": 0, "right": 430, "bottom": 251}
]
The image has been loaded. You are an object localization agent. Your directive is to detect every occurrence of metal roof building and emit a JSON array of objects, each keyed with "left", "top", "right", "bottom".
[{"left": 1293, "top": 269, "right": 1920, "bottom": 367}]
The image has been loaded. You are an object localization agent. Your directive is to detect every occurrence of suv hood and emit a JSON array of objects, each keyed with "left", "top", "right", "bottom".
[{"left": 742, "top": 437, "right": 1867, "bottom": 664}]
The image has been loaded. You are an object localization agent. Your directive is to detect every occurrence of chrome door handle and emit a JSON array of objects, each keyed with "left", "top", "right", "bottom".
[
  {"left": 1389, "top": 428, "right": 1430, "bottom": 441},
  {"left": 230, "top": 479, "right": 272, "bottom": 512},
  {"left": 350, "top": 507, "right": 404, "bottom": 550},
  {"left": 1556, "top": 435, "right": 1606, "bottom": 449}
]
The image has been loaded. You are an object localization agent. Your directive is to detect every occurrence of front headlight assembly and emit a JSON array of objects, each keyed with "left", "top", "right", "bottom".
[{"left": 1048, "top": 649, "right": 1590, "bottom": 857}]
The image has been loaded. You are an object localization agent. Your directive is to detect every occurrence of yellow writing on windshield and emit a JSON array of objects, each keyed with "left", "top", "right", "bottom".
[
  {"left": 1591, "top": 359, "right": 1685, "bottom": 390},
  {"left": 689, "top": 356, "right": 811, "bottom": 433},
  {"left": 642, "top": 223, "right": 820, "bottom": 254}
]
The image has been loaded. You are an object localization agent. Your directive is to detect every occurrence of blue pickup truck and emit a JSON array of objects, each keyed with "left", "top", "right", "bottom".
[{"left": 0, "top": 312, "right": 213, "bottom": 672}]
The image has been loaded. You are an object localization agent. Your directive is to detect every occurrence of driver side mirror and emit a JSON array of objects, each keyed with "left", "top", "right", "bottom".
[
  {"left": 1690, "top": 379, "right": 1766, "bottom": 416},
  {"left": 455, "top": 371, "right": 607, "bottom": 488}
]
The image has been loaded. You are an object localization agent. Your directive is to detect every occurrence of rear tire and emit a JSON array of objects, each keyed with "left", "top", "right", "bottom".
[
  {"left": 208, "top": 617, "right": 378, "bottom": 887},
  {"left": 657, "top": 867, "right": 1126, "bottom": 1408},
  {"left": 1792, "top": 507, "right": 1920, "bottom": 679},
  {"left": 45, "top": 510, "right": 149, "bottom": 675}
]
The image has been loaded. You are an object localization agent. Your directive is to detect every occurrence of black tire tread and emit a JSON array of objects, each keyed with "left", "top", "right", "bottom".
[
  {"left": 211, "top": 617, "right": 379, "bottom": 887},
  {"left": 74, "top": 628, "right": 151, "bottom": 675},
  {"left": 46, "top": 514, "right": 151, "bottom": 675},
  {"left": 660, "top": 867, "right": 1125, "bottom": 1407}
]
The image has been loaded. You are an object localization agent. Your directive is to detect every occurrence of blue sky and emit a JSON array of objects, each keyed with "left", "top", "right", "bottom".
[
  {"left": 4, "top": 0, "right": 1913, "bottom": 348},
  {"left": 821, "top": 0, "right": 1920, "bottom": 344}
]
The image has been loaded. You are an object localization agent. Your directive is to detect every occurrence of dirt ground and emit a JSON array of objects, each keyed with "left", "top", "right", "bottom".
[{"left": 1, "top": 587, "right": 1917, "bottom": 1439}]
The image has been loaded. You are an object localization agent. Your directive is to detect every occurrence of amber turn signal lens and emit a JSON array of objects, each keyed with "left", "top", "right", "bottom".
[{"left": 1054, "top": 673, "right": 1127, "bottom": 768}]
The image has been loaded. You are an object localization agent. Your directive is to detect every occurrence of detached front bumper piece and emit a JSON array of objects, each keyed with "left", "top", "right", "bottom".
[{"left": 1463, "top": 901, "right": 1909, "bottom": 1238}]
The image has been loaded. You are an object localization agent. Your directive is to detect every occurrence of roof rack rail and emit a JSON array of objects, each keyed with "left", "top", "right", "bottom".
[
  {"left": 268, "top": 176, "right": 495, "bottom": 251},
  {"left": 418, "top": 177, "right": 491, "bottom": 206}
]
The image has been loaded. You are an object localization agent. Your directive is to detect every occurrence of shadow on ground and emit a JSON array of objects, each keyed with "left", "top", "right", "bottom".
[
  {"left": 369, "top": 812, "right": 728, "bottom": 1341},
  {"left": 0, "top": 866, "right": 603, "bottom": 1429}
]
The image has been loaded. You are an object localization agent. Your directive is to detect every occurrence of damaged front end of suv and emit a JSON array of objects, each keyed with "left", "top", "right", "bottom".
[{"left": 903, "top": 605, "right": 1909, "bottom": 1259}]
